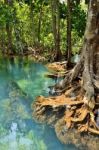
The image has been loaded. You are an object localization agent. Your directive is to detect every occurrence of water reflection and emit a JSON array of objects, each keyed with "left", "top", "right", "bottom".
[{"left": 0, "top": 56, "right": 77, "bottom": 150}]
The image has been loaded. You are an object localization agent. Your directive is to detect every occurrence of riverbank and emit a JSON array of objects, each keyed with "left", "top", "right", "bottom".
[{"left": 32, "top": 62, "right": 99, "bottom": 150}]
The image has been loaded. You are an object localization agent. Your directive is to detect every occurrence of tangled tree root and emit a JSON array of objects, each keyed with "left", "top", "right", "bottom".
[
  {"left": 32, "top": 91, "right": 99, "bottom": 150},
  {"left": 46, "top": 61, "right": 67, "bottom": 72},
  {"left": 44, "top": 72, "right": 67, "bottom": 79},
  {"left": 32, "top": 56, "right": 99, "bottom": 149},
  {"left": 32, "top": 98, "right": 99, "bottom": 134},
  {"left": 32, "top": 83, "right": 99, "bottom": 135},
  {"left": 55, "top": 118, "right": 99, "bottom": 150},
  {"left": 32, "top": 76, "right": 99, "bottom": 150}
]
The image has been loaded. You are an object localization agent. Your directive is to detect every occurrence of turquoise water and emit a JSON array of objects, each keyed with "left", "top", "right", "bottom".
[{"left": 0, "top": 56, "right": 77, "bottom": 150}]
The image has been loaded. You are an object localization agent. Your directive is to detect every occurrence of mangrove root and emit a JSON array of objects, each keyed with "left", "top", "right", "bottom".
[
  {"left": 46, "top": 62, "right": 67, "bottom": 72},
  {"left": 32, "top": 89, "right": 99, "bottom": 135}
]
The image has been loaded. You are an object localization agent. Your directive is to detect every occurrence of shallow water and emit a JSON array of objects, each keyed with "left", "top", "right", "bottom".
[{"left": 0, "top": 56, "right": 78, "bottom": 150}]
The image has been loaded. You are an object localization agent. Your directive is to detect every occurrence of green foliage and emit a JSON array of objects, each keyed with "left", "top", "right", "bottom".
[
  {"left": 0, "top": 0, "right": 87, "bottom": 55},
  {"left": 0, "top": 3, "right": 13, "bottom": 26},
  {"left": 72, "top": 5, "right": 86, "bottom": 37},
  {"left": 72, "top": 30, "right": 82, "bottom": 54}
]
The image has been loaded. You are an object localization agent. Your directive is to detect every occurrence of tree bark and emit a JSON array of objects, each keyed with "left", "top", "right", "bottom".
[
  {"left": 1, "top": 27, "right": 5, "bottom": 53},
  {"left": 51, "top": 0, "right": 57, "bottom": 49},
  {"left": 5, "top": 0, "right": 13, "bottom": 54},
  {"left": 55, "top": 0, "right": 99, "bottom": 108},
  {"left": 32, "top": 0, "right": 99, "bottom": 141},
  {"left": 82, "top": 0, "right": 98, "bottom": 105},
  {"left": 51, "top": 0, "right": 62, "bottom": 61},
  {"left": 56, "top": 0, "right": 62, "bottom": 61},
  {"left": 30, "top": 1, "right": 36, "bottom": 45},
  {"left": 38, "top": 2, "right": 43, "bottom": 44},
  {"left": 66, "top": 0, "right": 72, "bottom": 66}
]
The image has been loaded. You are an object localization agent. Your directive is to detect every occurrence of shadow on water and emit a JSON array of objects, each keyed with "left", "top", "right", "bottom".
[{"left": 0, "top": 56, "right": 78, "bottom": 150}]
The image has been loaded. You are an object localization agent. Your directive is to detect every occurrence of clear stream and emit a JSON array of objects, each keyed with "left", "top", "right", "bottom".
[{"left": 0, "top": 56, "right": 78, "bottom": 150}]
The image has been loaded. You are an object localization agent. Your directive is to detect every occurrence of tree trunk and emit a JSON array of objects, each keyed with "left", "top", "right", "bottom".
[
  {"left": 5, "top": 0, "right": 13, "bottom": 54},
  {"left": 30, "top": 1, "right": 36, "bottom": 45},
  {"left": 55, "top": 0, "right": 99, "bottom": 108},
  {"left": 66, "top": 0, "right": 72, "bottom": 66},
  {"left": 55, "top": 0, "right": 62, "bottom": 61},
  {"left": 1, "top": 27, "right": 5, "bottom": 54},
  {"left": 51, "top": 0, "right": 62, "bottom": 61},
  {"left": 38, "top": 2, "right": 43, "bottom": 44},
  {"left": 6, "top": 24, "right": 13, "bottom": 54},
  {"left": 82, "top": 0, "right": 99, "bottom": 105},
  {"left": 32, "top": 0, "right": 99, "bottom": 141},
  {"left": 85, "top": 0, "right": 89, "bottom": 5},
  {"left": 51, "top": 0, "right": 57, "bottom": 56}
]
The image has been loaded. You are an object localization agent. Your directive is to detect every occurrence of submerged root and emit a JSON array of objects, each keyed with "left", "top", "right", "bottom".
[
  {"left": 32, "top": 83, "right": 99, "bottom": 150},
  {"left": 32, "top": 89, "right": 99, "bottom": 135},
  {"left": 32, "top": 57, "right": 99, "bottom": 149},
  {"left": 55, "top": 118, "right": 99, "bottom": 150}
]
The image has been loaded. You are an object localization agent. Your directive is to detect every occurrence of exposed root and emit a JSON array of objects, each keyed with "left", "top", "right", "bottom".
[
  {"left": 55, "top": 118, "right": 99, "bottom": 150},
  {"left": 34, "top": 95, "right": 83, "bottom": 108},
  {"left": 46, "top": 61, "right": 67, "bottom": 72},
  {"left": 88, "top": 127, "right": 99, "bottom": 135},
  {"left": 32, "top": 53, "right": 99, "bottom": 148},
  {"left": 83, "top": 96, "right": 95, "bottom": 110},
  {"left": 32, "top": 78, "right": 99, "bottom": 150},
  {"left": 63, "top": 110, "right": 74, "bottom": 129},
  {"left": 32, "top": 88, "right": 99, "bottom": 134},
  {"left": 78, "top": 123, "right": 89, "bottom": 132},
  {"left": 71, "top": 107, "right": 88, "bottom": 122},
  {"left": 32, "top": 0, "right": 99, "bottom": 147},
  {"left": 44, "top": 71, "right": 67, "bottom": 79}
]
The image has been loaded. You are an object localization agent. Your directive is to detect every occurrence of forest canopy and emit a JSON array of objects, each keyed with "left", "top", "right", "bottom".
[
  {"left": 0, "top": 1, "right": 99, "bottom": 150},
  {"left": 0, "top": 0, "right": 87, "bottom": 58}
]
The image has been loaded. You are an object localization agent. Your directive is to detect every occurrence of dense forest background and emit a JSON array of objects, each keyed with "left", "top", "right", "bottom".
[
  {"left": 0, "top": 1, "right": 99, "bottom": 149},
  {"left": 0, "top": 0, "right": 87, "bottom": 61}
]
